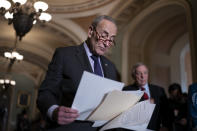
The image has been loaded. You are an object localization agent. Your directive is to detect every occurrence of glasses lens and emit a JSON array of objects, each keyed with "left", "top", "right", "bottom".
[{"left": 94, "top": 28, "right": 115, "bottom": 46}]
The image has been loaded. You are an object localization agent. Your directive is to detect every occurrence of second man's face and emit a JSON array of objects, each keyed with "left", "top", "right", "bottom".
[
  {"left": 88, "top": 19, "right": 117, "bottom": 56},
  {"left": 135, "top": 65, "right": 149, "bottom": 87}
]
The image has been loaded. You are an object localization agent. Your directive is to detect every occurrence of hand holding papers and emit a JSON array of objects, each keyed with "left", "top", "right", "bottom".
[{"left": 71, "top": 71, "right": 124, "bottom": 120}]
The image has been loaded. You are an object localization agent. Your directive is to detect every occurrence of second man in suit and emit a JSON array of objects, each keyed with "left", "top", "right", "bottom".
[{"left": 123, "top": 62, "right": 172, "bottom": 131}]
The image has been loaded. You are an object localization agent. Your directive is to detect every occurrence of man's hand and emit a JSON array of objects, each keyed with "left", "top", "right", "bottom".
[{"left": 52, "top": 106, "right": 79, "bottom": 125}]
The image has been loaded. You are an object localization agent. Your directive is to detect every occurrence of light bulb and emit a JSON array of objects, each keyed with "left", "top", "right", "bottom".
[
  {"left": 39, "top": 12, "right": 52, "bottom": 22},
  {"left": 12, "top": 0, "right": 27, "bottom": 5},
  {"left": 10, "top": 80, "right": 16, "bottom": 86},
  {"left": 17, "top": 55, "right": 23, "bottom": 60},
  {"left": 4, "top": 11, "right": 13, "bottom": 19},
  {"left": 12, "top": 51, "right": 19, "bottom": 58},
  {"left": 34, "top": 1, "right": 48, "bottom": 12},
  {"left": 0, "top": 79, "right": 4, "bottom": 84},
  {"left": 4, "top": 52, "right": 12, "bottom": 58},
  {"left": 5, "top": 79, "right": 10, "bottom": 84},
  {"left": 0, "top": 0, "right": 11, "bottom": 10}
]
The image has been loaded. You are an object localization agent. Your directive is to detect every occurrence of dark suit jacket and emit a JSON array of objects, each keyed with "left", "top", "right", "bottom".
[
  {"left": 188, "top": 83, "right": 197, "bottom": 129},
  {"left": 123, "top": 83, "right": 171, "bottom": 131},
  {"left": 37, "top": 44, "right": 119, "bottom": 131}
]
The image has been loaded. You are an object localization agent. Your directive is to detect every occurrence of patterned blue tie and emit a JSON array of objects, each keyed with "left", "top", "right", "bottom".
[{"left": 91, "top": 55, "right": 103, "bottom": 77}]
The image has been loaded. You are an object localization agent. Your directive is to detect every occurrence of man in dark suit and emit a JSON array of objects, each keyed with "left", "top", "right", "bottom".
[
  {"left": 188, "top": 83, "right": 197, "bottom": 130},
  {"left": 123, "top": 63, "right": 171, "bottom": 131},
  {"left": 37, "top": 15, "right": 119, "bottom": 131}
]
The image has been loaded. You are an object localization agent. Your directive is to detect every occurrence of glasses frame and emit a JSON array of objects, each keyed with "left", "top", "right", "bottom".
[{"left": 93, "top": 27, "right": 116, "bottom": 46}]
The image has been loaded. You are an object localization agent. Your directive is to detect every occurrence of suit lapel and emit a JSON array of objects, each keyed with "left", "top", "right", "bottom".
[
  {"left": 148, "top": 84, "right": 154, "bottom": 98},
  {"left": 75, "top": 44, "right": 93, "bottom": 73},
  {"left": 132, "top": 83, "right": 140, "bottom": 90}
]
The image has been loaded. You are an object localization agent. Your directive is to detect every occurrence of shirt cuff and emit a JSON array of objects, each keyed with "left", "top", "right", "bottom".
[{"left": 47, "top": 105, "right": 59, "bottom": 120}]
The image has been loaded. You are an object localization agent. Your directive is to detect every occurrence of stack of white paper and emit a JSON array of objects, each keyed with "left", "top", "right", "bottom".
[
  {"left": 71, "top": 71, "right": 155, "bottom": 131},
  {"left": 71, "top": 71, "right": 124, "bottom": 120}
]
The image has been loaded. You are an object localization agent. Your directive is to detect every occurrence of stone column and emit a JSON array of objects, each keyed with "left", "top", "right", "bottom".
[{"left": 188, "top": 0, "right": 197, "bottom": 82}]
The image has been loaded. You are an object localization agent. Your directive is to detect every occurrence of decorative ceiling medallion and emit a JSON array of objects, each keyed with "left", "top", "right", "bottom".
[{"left": 46, "top": 0, "right": 114, "bottom": 13}]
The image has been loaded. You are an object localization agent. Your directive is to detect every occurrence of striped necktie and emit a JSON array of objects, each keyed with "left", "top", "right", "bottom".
[{"left": 91, "top": 55, "right": 103, "bottom": 77}]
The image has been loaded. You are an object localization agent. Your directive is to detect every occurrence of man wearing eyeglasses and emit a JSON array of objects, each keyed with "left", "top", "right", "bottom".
[
  {"left": 37, "top": 15, "right": 119, "bottom": 131},
  {"left": 123, "top": 63, "right": 172, "bottom": 131}
]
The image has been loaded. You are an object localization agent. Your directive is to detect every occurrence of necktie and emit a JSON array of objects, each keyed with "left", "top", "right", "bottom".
[
  {"left": 91, "top": 55, "right": 103, "bottom": 77},
  {"left": 140, "top": 87, "right": 149, "bottom": 100}
]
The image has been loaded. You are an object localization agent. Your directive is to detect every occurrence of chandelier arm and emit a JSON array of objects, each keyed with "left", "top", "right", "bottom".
[
  {"left": 14, "top": 33, "right": 18, "bottom": 50},
  {"left": 0, "top": 7, "right": 6, "bottom": 14},
  {"left": 7, "top": 58, "right": 16, "bottom": 73}
]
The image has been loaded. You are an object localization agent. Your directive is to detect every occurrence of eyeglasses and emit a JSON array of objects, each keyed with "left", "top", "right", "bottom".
[{"left": 93, "top": 28, "right": 116, "bottom": 46}]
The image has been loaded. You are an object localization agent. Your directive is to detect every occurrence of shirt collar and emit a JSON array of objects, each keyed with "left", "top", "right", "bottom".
[
  {"left": 83, "top": 42, "right": 93, "bottom": 57},
  {"left": 144, "top": 83, "right": 149, "bottom": 91}
]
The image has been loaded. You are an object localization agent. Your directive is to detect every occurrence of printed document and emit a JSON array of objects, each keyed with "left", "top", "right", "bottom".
[
  {"left": 71, "top": 71, "right": 124, "bottom": 120},
  {"left": 100, "top": 100, "right": 155, "bottom": 131},
  {"left": 87, "top": 90, "right": 143, "bottom": 121}
]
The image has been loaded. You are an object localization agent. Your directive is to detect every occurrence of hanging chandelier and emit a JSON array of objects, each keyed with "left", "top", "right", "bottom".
[
  {"left": 4, "top": 50, "right": 23, "bottom": 69},
  {"left": 0, "top": 0, "right": 52, "bottom": 41},
  {"left": 4, "top": 50, "right": 23, "bottom": 61},
  {"left": 1, "top": 45, "right": 23, "bottom": 89},
  {"left": 0, "top": 78, "right": 16, "bottom": 90}
]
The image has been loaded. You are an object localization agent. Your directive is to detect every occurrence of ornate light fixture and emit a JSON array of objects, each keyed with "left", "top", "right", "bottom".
[
  {"left": 0, "top": 78, "right": 16, "bottom": 90},
  {"left": 4, "top": 50, "right": 23, "bottom": 72},
  {"left": 0, "top": 50, "right": 22, "bottom": 90},
  {"left": 1, "top": 49, "right": 22, "bottom": 90},
  {"left": 0, "top": 0, "right": 52, "bottom": 40},
  {"left": 4, "top": 51, "right": 23, "bottom": 61}
]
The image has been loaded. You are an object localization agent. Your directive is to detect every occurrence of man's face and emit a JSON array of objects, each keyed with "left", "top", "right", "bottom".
[
  {"left": 170, "top": 90, "right": 179, "bottom": 99},
  {"left": 170, "top": 89, "right": 181, "bottom": 99},
  {"left": 135, "top": 65, "right": 149, "bottom": 87},
  {"left": 88, "top": 19, "right": 117, "bottom": 56}
]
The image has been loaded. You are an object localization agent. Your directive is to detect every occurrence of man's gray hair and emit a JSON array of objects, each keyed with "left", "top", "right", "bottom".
[
  {"left": 91, "top": 15, "right": 117, "bottom": 28},
  {"left": 131, "top": 62, "right": 149, "bottom": 79}
]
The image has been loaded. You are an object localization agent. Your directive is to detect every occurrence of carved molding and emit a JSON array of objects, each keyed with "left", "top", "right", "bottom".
[{"left": 48, "top": 0, "right": 114, "bottom": 13}]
